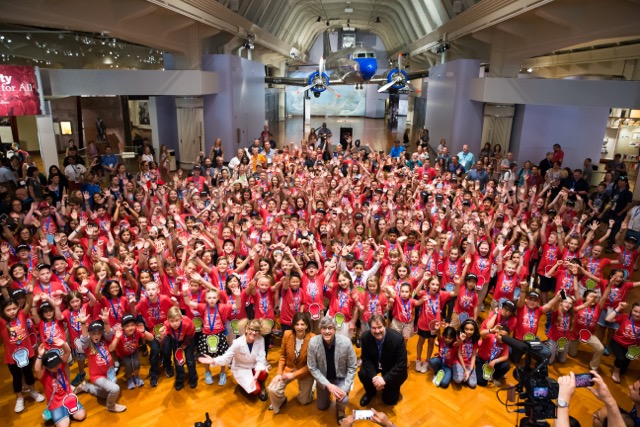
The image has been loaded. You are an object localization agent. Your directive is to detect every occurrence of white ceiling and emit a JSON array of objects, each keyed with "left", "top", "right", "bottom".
[{"left": 0, "top": 0, "right": 639, "bottom": 79}]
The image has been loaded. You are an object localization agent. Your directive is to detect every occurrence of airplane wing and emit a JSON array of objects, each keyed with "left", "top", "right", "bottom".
[
  {"left": 265, "top": 75, "right": 345, "bottom": 86},
  {"left": 406, "top": 69, "right": 430, "bottom": 80},
  {"left": 264, "top": 76, "right": 307, "bottom": 86}
]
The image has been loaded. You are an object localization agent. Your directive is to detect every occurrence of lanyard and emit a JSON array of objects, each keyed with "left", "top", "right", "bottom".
[
  {"left": 502, "top": 274, "right": 514, "bottom": 290},
  {"left": 109, "top": 298, "right": 121, "bottom": 322},
  {"left": 584, "top": 307, "right": 595, "bottom": 327},
  {"left": 70, "top": 310, "right": 81, "bottom": 332},
  {"left": 230, "top": 295, "right": 239, "bottom": 315},
  {"left": 95, "top": 342, "right": 110, "bottom": 363},
  {"left": 462, "top": 288, "right": 472, "bottom": 309},
  {"left": 308, "top": 278, "right": 317, "bottom": 300},
  {"left": 369, "top": 293, "right": 379, "bottom": 314},
  {"left": 207, "top": 306, "right": 218, "bottom": 331},
  {"left": 478, "top": 256, "right": 488, "bottom": 272},
  {"left": 15, "top": 280, "right": 26, "bottom": 291},
  {"left": 167, "top": 276, "right": 176, "bottom": 292},
  {"left": 623, "top": 249, "right": 632, "bottom": 267},
  {"left": 149, "top": 298, "right": 161, "bottom": 322},
  {"left": 56, "top": 370, "right": 68, "bottom": 393},
  {"left": 427, "top": 294, "right": 439, "bottom": 316},
  {"left": 401, "top": 297, "right": 411, "bottom": 320},
  {"left": 55, "top": 274, "right": 70, "bottom": 293},
  {"left": 217, "top": 273, "right": 226, "bottom": 291},
  {"left": 338, "top": 290, "right": 349, "bottom": 311},
  {"left": 12, "top": 317, "right": 22, "bottom": 345},
  {"left": 40, "top": 283, "right": 52, "bottom": 296},
  {"left": 588, "top": 257, "right": 598, "bottom": 274},
  {"left": 463, "top": 340, "right": 473, "bottom": 361},
  {"left": 171, "top": 323, "right": 182, "bottom": 342},
  {"left": 632, "top": 318, "right": 639, "bottom": 345},
  {"left": 259, "top": 291, "right": 270, "bottom": 315},
  {"left": 45, "top": 321, "right": 55, "bottom": 345},
  {"left": 489, "top": 338, "right": 502, "bottom": 361},
  {"left": 561, "top": 313, "right": 569, "bottom": 333},
  {"left": 527, "top": 308, "right": 536, "bottom": 333},
  {"left": 291, "top": 289, "right": 300, "bottom": 312}
]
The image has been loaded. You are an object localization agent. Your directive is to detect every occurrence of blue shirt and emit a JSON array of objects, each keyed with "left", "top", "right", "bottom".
[
  {"left": 457, "top": 151, "right": 476, "bottom": 172},
  {"left": 467, "top": 168, "right": 490, "bottom": 190},
  {"left": 101, "top": 154, "right": 118, "bottom": 169},
  {"left": 390, "top": 146, "right": 405, "bottom": 158}
]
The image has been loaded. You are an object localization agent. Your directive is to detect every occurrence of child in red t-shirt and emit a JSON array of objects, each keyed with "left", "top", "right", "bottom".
[{"left": 109, "top": 314, "right": 153, "bottom": 390}]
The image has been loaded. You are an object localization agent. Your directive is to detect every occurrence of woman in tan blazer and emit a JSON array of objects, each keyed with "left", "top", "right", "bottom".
[{"left": 267, "top": 312, "right": 315, "bottom": 414}]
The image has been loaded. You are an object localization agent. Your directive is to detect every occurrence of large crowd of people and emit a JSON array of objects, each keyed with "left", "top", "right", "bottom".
[{"left": 0, "top": 129, "right": 639, "bottom": 427}]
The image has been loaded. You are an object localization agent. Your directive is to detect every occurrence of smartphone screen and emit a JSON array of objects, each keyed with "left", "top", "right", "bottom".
[
  {"left": 560, "top": 289, "right": 567, "bottom": 300},
  {"left": 575, "top": 373, "right": 594, "bottom": 388},
  {"left": 354, "top": 410, "right": 373, "bottom": 420}
]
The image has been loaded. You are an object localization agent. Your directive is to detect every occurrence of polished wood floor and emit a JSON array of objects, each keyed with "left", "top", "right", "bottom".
[{"left": 2, "top": 288, "right": 638, "bottom": 427}]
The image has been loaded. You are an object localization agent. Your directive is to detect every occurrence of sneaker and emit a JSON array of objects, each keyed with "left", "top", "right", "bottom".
[
  {"left": 218, "top": 372, "right": 227, "bottom": 386},
  {"left": 420, "top": 362, "right": 429, "bottom": 374},
  {"left": 114, "top": 361, "right": 121, "bottom": 375},
  {"left": 603, "top": 346, "right": 610, "bottom": 356},
  {"left": 127, "top": 378, "right": 135, "bottom": 390},
  {"left": 205, "top": 371, "right": 214, "bottom": 385},
  {"left": 30, "top": 390, "right": 45, "bottom": 402},
  {"left": 150, "top": 377, "right": 158, "bottom": 388},
  {"left": 415, "top": 360, "right": 423, "bottom": 372},
  {"left": 165, "top": 366, "right": 175, "bottom": 378},
  {"left": 108, "top": 404, "right": 127, "bottom": 413},
  {"left": 135, "top": 376, "right": 144, "bottom": 387},
  {"left": 71, "top": 372, "right": 86, "bottom": 387},
  {"left": 74, "top": 381, "right": 87, "bottom": 394},
  {"left": 14, "top": 397, "right": 25, "bottom": 413},
  {"left": 493, "top": 378, "right": 502, "bottom": 387},
  {"left": 480, "top": 304, "right": 486, "bottom": 313}
]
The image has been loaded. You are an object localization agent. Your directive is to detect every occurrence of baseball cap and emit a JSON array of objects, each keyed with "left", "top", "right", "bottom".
[
  {"left": 527, "top": 291, "right": 541, "bottom": 300},
  {"left": 344, "top": 253, "right": 355, "bottom": 260},
  {"left": 10, "top": 289, "right": 26, "bottom": 299},
  {"left": 88, "top": 320, "right": 105, "bottom": 332},
  {"left": 37, "top": 263, "right": 52, "bottom": 271},
  {"left": 305, "top": 260, "right": 319, "bottom": 269},
  {"left": 16, "top": 244, "right": 30, "bottom": 252},
  {"left": 465, "top": 273, "right": 478, "bottom": 282},
  {"left": 502, "top": 300, "right": 517, "bottom": 313},
  {"left": 121, "top": 314, "right": 136, "bottom": 325},
  {"left": 42, "top": 350, "right": 63, "bottom": 369},
  {"left": 38, "top": 201, "right": 50, "bottom": 209}
]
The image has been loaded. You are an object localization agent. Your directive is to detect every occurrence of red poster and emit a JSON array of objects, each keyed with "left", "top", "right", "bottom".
[{"left": 0, "top": 65, "right": 41, "bottom": 116}]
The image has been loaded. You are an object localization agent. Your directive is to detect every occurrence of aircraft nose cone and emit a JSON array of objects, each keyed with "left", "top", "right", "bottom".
[{"left": 360, "top": 59, "right": 377, "bottom": 81}]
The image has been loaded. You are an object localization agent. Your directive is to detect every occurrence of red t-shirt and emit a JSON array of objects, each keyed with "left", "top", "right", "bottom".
[
  {"left": 454, "top": 287, "right": 478, "bottom": 317},
  {"left": 478, "top": 334, "right": 508, "bottom": 361},
  {"left": 494, "top": 272, "right": 519, "bottom": 301},
  {"left": 327, "top": 287, "right": 357, "bottom": 322},
  {"left": 515, "top": 306, "right": 543, "bottom": 340},
  {"left": 135, "top": 295, "right": 174, "bottom": 328},
  {"left": 546, "top": 311, "right": 575, "bottom": 341},
  {"left": 196, "top": 303, "right": 231, "bottom": 335},
  {"left": 573, "top": 302, "right": 601, "bottom": 334},
  {"left": 96, "top": 296, "right": 129, "bottom": 327},
  {"left": 604, "top": 281, "right": 635, "bottom": 310},
  {"left": 86, "top": 338, "right": 114, "bottom": 381},
  {"left": 438, "top": 338, "right": 458, "bottom": 367},
  {"left": 612, "top": 314, "right": 640, "bottom": 348},
  {"left": 40, "top": 366, "right": 73, "bottom": 410},
  {"left": 537, "top": 243, "right": 560, "bottom": 276},
  {"left": 359, "top": 291, "right": 388, "bottom": 323},
  {"left": 302, "top": 274, "right": 325, "bottom": 309},
  {"left": 0, "top": 311, "right": 35, "bottom": 364},
  {"left": 280, "top": 287, "right": 303, "bottom": 326},
  {"left": 227, "top": 290, "right": 250, "bottom": 321},
  {"left": 470, "top": 254, "right": 492, "bottom": 284},
  {"left": 417, "top": 291, "right": 451, "bottom": 331},
  {"left": 252, "top": 288, "right": 276, "bottom": 320},
  {"left": 162, "top": 317, "right": 195, "bottom": 343},
  {"left": 39, "top": 319, "right": 66, "bottom": 351},
  {"left": 62, "top": 304, "right": 92, "bottom": 341},
  {"left": 391, "top": 295, "right": 415, "bottom": 323},
  {"left": 457, "top": 339, "right": 478, "bottom": 366},
  {"left": 115, "top": 329, "right": 145, "bottom": 358},
  {"left": 481, "top": 311, "right": 517, "bottom": 334}
]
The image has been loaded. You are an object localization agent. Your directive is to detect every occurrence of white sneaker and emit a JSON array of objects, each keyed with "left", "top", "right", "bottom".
[
  {"left": 493, "top": 378, "right": 502, "bottom": 387},
  {"left": 415, "top": 360, "right": 423, "bottom": 372},
  {"left": 15, "top": 397, "right": 25, "bottom": 413},
  {"left": 420, "top": 362, "right": 429, "bottom": 373},
  {"left": 30, "top": 390, "right": 45, "bottom": 402},
  {"left": 108, "top": 403, "right": 127, "bottom": 413}
]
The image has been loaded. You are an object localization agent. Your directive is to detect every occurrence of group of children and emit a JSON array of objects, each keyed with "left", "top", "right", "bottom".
[{"left": 1, "top": 141, "right": 639, "bottom": 425}]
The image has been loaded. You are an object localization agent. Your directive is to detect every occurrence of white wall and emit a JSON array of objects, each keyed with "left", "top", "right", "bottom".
[
  {"left": 471, "top": 77, "right": 640, "bottom": 108},
  {"left": 424, "top": 59, "right": 484, "bottom": 155},
  {"left": 510, "top": 104, "right": 608, "bottom": 170},
  {"left": 40, "top": 69, "right": 219, "bottom": 97}
]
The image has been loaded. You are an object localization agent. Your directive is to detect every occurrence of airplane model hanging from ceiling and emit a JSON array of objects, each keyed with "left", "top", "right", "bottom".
[{"left": 265, "top": 32, "right": 429, "bottom": 98}]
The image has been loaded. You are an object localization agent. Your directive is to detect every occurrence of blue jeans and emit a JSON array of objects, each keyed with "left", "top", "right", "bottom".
[
  {"left": 428, "top": 357, "right": 452, "bottom": 388},
  {"left": 453, "top": 362, "right": 477, "bottom": 388}
]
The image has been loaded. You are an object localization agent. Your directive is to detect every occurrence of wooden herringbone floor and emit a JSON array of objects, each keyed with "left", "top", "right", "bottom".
[{"left": 2, "top": 299, "right": 638, "bottom": 427}]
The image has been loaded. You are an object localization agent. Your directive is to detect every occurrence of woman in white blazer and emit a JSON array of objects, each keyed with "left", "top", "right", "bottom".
[{"left": 199, "top": 319, "right": 270, "bottom": 400}]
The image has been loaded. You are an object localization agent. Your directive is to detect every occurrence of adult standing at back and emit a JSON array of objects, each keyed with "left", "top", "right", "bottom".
[
  {"left": 608, "top": 176, "right": 634, "bottom": 250},
  {"left": 307, "top": 316, "right": 357, "bottom": 424},
  {"left": 457, "top": 144, "right": 475, "bottom": 173},
  {"left": 552, "top": 143, "right": 565, "bottom": 165},
  {"left": 358, "top": 314, "right": 408, "bottom": 407}
]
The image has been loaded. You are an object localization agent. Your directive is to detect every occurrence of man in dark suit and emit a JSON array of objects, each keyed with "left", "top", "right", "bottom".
[{"left": 358, "top": 314, "right": 408, "bottom": 406}]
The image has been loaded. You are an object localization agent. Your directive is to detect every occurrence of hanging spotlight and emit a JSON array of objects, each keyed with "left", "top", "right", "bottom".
[
  {"left": 316, "top": 16, "right": 321, "bottom": 22},
  {"left": 376, "top": 17, "right": 381, "bottom": 23},
  {"left": 243, "top": 34, "right": 255, "bottom": 50},
  {"left": 26, "top": 33, "right": 32, "bottom": 40},
  {"left": 326, "top": 21, "right": 330, "bottom": 26}
]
